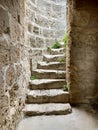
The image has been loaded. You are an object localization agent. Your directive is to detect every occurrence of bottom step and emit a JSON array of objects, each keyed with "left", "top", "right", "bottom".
[{"left": 23, "top": 103, "right": 72, "bottom": 116}]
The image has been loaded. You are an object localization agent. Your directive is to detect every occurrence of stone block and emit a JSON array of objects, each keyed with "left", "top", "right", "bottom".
[
  {"left": 15, "top": 64, "right": 22, "bottom": 78},
  {"left": 27, "top": 9, "right": 35, "bottom": 22},
  {"left": 37, "top": 0, "right": 52, "bottom": 13},
  {"left": 52, "top": 4, "right": 62, "bottom": 12},
  {"left": 45, "top": 38, "right": 55, "bottom": 47},
  {"left": 30, "top": 36, "right": 44, "bottom": 48},
  {"left": 28, "top": 23, "right": 39, "bottom": 34},
  {"left": 29, "top": 49, "right": 43, "bottom": 57},
  {"left": 55, "top": 29, "right": 65, "bottom": 38},
  {"left": 9, "top": 45, "right": 20, "bottom": 63},
  {"left": 6, "top": 65, "right": 16, "bottom": 86},
  {"left": 0, "top": 6, "right": 10, "bottom": 34},
  {"left": 0, "top": 95, "right": 9, "bottom": 125},
  {"left": 0, "top": 0, "right": 30, "bottom": 130},
  {"left": 20, "top": 45, "right": 30, "bottom": 60},
  {"left": 1, "top": 0, "right": 23, "bottom": 22},
  {"left": 43, "top": 29, "right": 54, "bottom": 38},
  {"left": 18, "top": 0, "right": 25, "bottom": 11},
  {"left": 49, "top": 19, "right": 57, "bottom": 29},
  {"left": 27, "top": 1, "right": 37, "bottom": 12},
  {"left": 35, "top": 14, "right": 49, "bottom": 28},
  {"left": 28, "top": 23, "right": 32, "bottom": 32},
  {"left": 72, "top": 10, "right": 90, "bottom": 27},
  {"left": 10, "top": 17, "right": 24, "bottom": 43},
  {"left": 0, "top": 40, "right": 10, "bottom": 66},
  {"left": 29, "top": 35, "right": 36, "bottom": 46},
  {"left": 34, "top": 37, "right": 45, "bottom": 48},
  {"left": 0, "top": 70, "right": 5, "bottom": 95},
  {"left": 33, "top": 26, "right": 39, "bottom": 34}
]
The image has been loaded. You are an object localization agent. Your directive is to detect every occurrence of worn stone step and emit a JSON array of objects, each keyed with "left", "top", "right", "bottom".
[
  {"left": 32, "top": 69, "right": 66, "bottom": 79},
  {"left": 37, "top": 62, "right": 66, "bottom": 70},
  {"left": 29, "top": 79, "right": 66, "bottom": 90},
  {"left": 43, "top": 54, "right": 65, "bottom": 62},
  {"left": 26, "top": 89, "right": 69, "bottom": 104},
  {"left": 23, "top": 103, "right": 72, "bottom": 116},
  {"left": 47, "top": 48, "right": 65, "bottom": 55}
]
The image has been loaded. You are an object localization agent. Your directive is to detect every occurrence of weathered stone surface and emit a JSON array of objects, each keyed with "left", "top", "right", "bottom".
[
  {"left": 6, "top": 65, "right": 16, "bottom": 86},
  {"left": 29, "top": 79, "right": 66, "bottom": 90},
  {"left": 45, "top": 38, "right": 55, "bottom": 47},
  {"left": 26, "top": 0, "right": 66, "bottom": 70},
  {"left": 0, "top": 38, "right": 10, "bottom": 67},
  {"left": 35, "top": 14, "right": 50, "bottom": 28},
  {"left": 0, "top": 0, "right": 66, "bottom": 129},
  {"left": 0, "top": 6, "right": 10, "bottom": 34},
  {"left": 30, "top": 0, "right": 36, "bottom": 4},
  {"left": 29, "top": 48, "right": 44, "bottom": 70},
  {"left": 33, "top": 26, "right": 39, "bottom": 34},
  {"left": 32, "top": 69, "right": 66, "bottom": 79},
  {"left": 47, "top": 48, "right": 65, "bottom": 55},
  {"left": 30, "top": 36, "right": 45, "bottom": 48},
  {"left": 0, "top": 95, "right": 9, "bottom": 125},
  {"left": 23, "top": 103, "right": 72, "bottom": 116},
  {"left": 26, "top": 0, "right": 66, "bottom": 68},
  {"left": 66, "top": 0, "right": 98, "bottom": 104},
  {"left": 35, "top": 37, "right": 45, "bottom": 47},
  {"left": 0, "top": 0, "right": 30, "bottom": 130},
  {"left": 38, "top": 61, "right": 66, "bottom": 70},
  {"left": 43, "top": 29, "right": 54, "bottom": 38},
  {"left": 10, "top": 45, "right": 20, "bottom": 63},
  {"left": 43, "top": 54, "right": 65, "bottom": 62},
  {"left": 26, "top": 89, "right": 69, "bottom": 103}
]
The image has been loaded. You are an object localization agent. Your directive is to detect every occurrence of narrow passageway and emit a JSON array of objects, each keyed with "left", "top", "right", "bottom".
[
  {"left": 1, "top": 0, "right": 98, "bottom": 130},
  {"left": 21, "top": 0, "right": 72, "bottom": 118}
]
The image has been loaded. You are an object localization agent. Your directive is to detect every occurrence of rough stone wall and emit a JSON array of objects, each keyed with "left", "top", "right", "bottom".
[
  {"left": 0, "top": 1, "right": 30, "bottom": 130},
  {"left": 26, "top": 0, "right": 66, "bottom": 69},
  {"left": 66, "top": 0, "right": 98, "bottom": 104}
]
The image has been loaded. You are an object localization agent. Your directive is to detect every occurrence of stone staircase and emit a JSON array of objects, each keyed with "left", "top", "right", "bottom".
[{"left": 23, "top": 47, "right": 72, "bottom": 116}]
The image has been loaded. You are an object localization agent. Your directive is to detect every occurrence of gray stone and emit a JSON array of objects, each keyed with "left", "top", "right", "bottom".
[
  {"left": 37, "top": 61, "right": 65, "bottom": 70},
  {"left": 29, "top": 79, "right": 66, "bottom": 90},
  {"left": 47, "top": 48, "right": 65, "bottom": 55},
  {"left": 26, "top": 89, "right": 69, "bottom": 103},
  {"left": 43, "top": 54, "right": 65, "bottom": 62},
  {"left": 23, "top": 103, "right": 72, "bottom": 116},
  {"left": 32, "top": 69, "right": 66, "bottom": 79}
]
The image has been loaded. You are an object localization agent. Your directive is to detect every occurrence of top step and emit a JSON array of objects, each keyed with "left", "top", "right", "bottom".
[
  {"left": 47, "top": 48, "right": 65, "bottom": 55},
  {"left": 43, "top": 54, "right": 65, "bottom": 63}
]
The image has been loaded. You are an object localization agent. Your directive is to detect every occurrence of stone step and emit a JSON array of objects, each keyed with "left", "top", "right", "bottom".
[
  {"left": 29, "top": 79, "right": 66, "bottom": 90},
  {"left": 47, "top": 48, "right": 65, "bottom": 55},
  {"left": 43, "top": 54, "right": 65, "bottom": 62},
  {"left": 37, "top": 61, "right": 66, "bottom": 70},
  {"left": 32, "top": 69, "right": 66, "bottom": 79},
  {"left": 26, "top": 89, "right": 69, "bottom": 104},
  {"left": 23, "top": 103, "right": 72, "bottom": 116}
]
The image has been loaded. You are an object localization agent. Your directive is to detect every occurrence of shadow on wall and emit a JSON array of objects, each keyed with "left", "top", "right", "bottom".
[{"left": 66, "top": 0, "right": 98, "bottom": 104}]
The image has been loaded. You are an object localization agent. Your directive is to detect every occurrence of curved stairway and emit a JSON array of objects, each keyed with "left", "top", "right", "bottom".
[{"left": 23, "top": 47, "right": 72, "bottom": 116}]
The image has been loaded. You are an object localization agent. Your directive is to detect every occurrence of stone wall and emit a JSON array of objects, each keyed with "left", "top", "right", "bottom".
[
  {"left": 0, "top": 1, "right": 30, "bottom": 130},
  {"left": 0, "top": 0, "right": 66, "bottom": 129},
  {"left": 66, "top": 0, "right": 98, "bottom": 104},
  {"left": 26, "top": 0, "right": 66, "bottom": 69}
]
